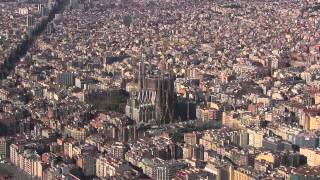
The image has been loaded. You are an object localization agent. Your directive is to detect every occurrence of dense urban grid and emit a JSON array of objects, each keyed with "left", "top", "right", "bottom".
[{"left": 0, "top": 0, "right": 319, "bottom": 179}]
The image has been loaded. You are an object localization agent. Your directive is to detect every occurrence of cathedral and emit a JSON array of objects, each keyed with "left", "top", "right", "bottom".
[{"left": 125, "top": 61, "right": 176, "bottom": 125}]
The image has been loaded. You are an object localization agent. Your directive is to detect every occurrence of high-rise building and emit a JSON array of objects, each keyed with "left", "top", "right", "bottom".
[
  {"left": 10, "top": 144, "right": 42, "bottom": 178},
  {"left": 0, "top": 137, "right": 7, "bottom": 159},
  {"left": 247, "top": 129, "right": 264, "bottom": 148},
  {"left": 184, "top": 132, "right": 201, "bottom": 146},
  {"left": 142, "top": 158, "right": 187, "bottom": 180},
  {"left": 10, "top": 144, "right": 21, "bottom": 166},
  {"left": 192, "top": 145, "right": 205, "bottom": 161},
  {"left": 96, "top": 155, "right": 130, "bottom": 178},
  {"left": 110, "top": 143, "right": 128, "bottom": 160},
  {"left": 157, "top": 159, "right": 187, "bottom": 180},
  {"left": 57, "top": 72, "right": 75, "bottom": 86},
  {"left": 76, "top": 153, "right": 96, "bottom": 176}
]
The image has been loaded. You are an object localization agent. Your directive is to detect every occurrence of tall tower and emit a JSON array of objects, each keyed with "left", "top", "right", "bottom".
[
  {"left": 27, "top": 14, "right": 35, "bottom": 28},
  {"left": 138, "top": 60, "right": 146, "bottom": 90},
  {"left": 155, "top": 61, "right": 176, "bottom": 125}
]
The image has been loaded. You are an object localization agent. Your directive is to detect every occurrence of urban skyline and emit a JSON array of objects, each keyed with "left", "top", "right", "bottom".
[{"left": 0, "top": 0, "right": 319, "bottom": 179}]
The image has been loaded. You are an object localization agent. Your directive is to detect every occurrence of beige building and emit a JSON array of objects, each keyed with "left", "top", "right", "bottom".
[
  {"left": 184, "top": 132, "right": 201, "bottom": 145},
  {"left": 96, "top": 155, "right": 130, "bottom": 178},
  {"left": 182, "top": 145, "right": 193, "bottom": 159},
  {"left": 255, "top": 152, "right": 276, "bottom": 164},
  {"left": 222, "top": 112, "right": 240, "bottom": 128},
  {"left": 10, "top": 144, "right": 42, "bottom": 178},
  {"left": 233, "top": 168, "right": 255, "bottom": 180},
  {"left": 196, "top": 105, "right": 221, "bottom": 125},
  {"left": 314, "top": 93, "right": 320, "bottom": 105},
  {"left": 308, "top": 115, "right": 320, "bottom": 130},
  {"left": 65, "top": 126, "right": 87, "bottom": 141},
  {"left": 300, "top": 148, "right": 320, "bottom": 166},
  {"left": 10, "top": 144, "right": 22, "bottom": 166},
  {"left": 63, "top": 141, "right": 75, "bottom": 158},
  {"left": 247, "top": 129, "right": 264, "bottom": 148}
]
